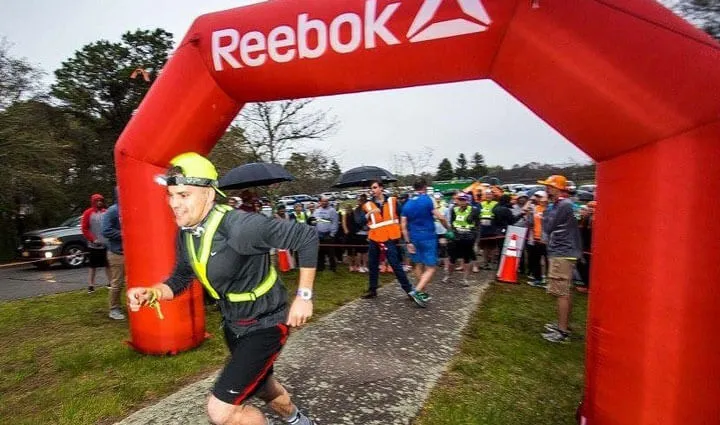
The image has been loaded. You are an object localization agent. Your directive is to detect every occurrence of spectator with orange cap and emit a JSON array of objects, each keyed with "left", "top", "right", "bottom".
[{"left": 537, "top": 175, "right": 582, "bottom": 344}]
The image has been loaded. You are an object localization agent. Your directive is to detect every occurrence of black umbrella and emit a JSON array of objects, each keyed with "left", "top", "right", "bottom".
[
  {"left": 333, "top": 166, "right": 397, "bottom": 188},
  {"left": 218, "top": 162, "right": 295, "bottom": 190},
  {"left": 575, "top": 190, "right": 595, "bottom": 202}
]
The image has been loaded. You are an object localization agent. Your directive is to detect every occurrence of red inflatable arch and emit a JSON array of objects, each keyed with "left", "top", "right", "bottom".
[{"left": 115, "top": 1, "right": 720, "bottom": 423}]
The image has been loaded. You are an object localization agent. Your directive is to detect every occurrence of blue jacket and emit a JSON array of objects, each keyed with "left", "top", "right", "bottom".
[{"left": 102, "top": 204, "right": 123, "bottom": 254}]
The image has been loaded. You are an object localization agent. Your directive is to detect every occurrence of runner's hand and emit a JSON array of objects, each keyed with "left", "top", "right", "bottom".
[
  {"left": 127, "top": 287, "right": 152, "bottom": 312},
  {"left": 287, "top": 297, "right": 313, "bottom": 327},
  {"left": 406, "top": 242, "right": 416, "bottom": 254}
]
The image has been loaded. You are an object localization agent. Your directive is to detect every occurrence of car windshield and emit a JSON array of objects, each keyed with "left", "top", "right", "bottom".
[{"left": 60, "top": 216, "right": 81, "bottom": 227}]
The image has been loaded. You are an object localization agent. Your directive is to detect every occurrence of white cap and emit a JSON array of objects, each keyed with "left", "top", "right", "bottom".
[
  {"left": 433, "top": 193, "right": 442, "bottom": 199},
  {"left": 484, "top": 189, "right": 493, "bottom": 194},
  {"left": 533, "top": 190, "right": 548, "bottom": 198}
]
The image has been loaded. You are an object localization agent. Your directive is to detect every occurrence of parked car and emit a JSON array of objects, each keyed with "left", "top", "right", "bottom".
[
  {"left": 260, "top": 206, "right": 273, "bottom": 218},
  {"left": 277, "top": 197, "right": 297, "bottom": 207},
  {"left": 523, "top": 185, "right": 545, "bottom": 196},
  {"left": 578, "top": 184, "right": 596, "bottom": 193},
  {"left": 292, "top": 194, "right": 317, "bottom": 203},
  {"left": 17, "top": 216, "right": 88, "bottom": 269}
]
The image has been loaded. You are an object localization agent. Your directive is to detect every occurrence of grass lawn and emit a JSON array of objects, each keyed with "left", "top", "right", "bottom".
[
  {"left": 414, "top": 282, "right": 588, "bottom": 425},
  {"left": 0, "top": 269, "right": 374, "bottom": 425},
  {"left": 1, "top": 269, "right": 588, "bottom": 425}
]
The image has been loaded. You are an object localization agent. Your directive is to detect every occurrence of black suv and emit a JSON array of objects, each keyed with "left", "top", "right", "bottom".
[{"left": 18, "top": 216, "right": 89, "bottom": 269}]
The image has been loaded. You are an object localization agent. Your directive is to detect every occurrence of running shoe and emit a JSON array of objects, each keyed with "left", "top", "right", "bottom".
[
  {"left": 542, "top": 329, "right": 571, "bottom": 344},
  {"left": 544, "top": 323, "right": 573, "bottom": 333},
  {"left": 289, "top": 411, "right": 315, "bottom": 425},
  {"left": 417, "top": 291, "right": 432, "bottom": 301},
  {"left": 361, "top": 290, "right": 377, "bottom": 299},
  {"left": 408, "top": 291, "right": 427, "bottom": 308},
  {"left": 108, "top": 309, "right": 126, "bottom": 320}
]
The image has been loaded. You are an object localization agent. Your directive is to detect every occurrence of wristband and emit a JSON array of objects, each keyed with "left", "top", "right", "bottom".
[{"left": 296, "top": 288, "right": 313, "bottom": 301}]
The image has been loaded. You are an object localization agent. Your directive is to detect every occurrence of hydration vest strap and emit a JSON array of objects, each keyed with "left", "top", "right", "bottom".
[{"left": 185, "top": 204, "right": 276, "bottom": 302}]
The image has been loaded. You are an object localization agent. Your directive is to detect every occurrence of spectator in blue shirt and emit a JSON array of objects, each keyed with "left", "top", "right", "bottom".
[
  {"left": 102, "top": 187, "right": 125, "bottom": 320},
  {"left": 401, "top": 179, "right": 449, "bottom": 303}
]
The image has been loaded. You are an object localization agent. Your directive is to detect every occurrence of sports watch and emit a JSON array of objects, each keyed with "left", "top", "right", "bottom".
[{"left": 296, "top": 288, "right": 313, "bottom": 301}]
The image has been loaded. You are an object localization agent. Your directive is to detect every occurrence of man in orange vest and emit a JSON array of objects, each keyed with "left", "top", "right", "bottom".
[{"left": 361, "top": 180, "right": 421, "bottom": 306}]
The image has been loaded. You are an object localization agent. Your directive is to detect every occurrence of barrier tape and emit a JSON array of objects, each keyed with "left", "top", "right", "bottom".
[
  {"left": 0, "top": 251, "right": 89, "bottom": 270},
  {"left": 1, "top": 237, "right": 591, "bottom": 271},
  {"left": 317, "top": 235, "right": 592, "bottom": 256}
]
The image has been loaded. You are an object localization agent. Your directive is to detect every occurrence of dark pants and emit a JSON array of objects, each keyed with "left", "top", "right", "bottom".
[
  {"left": 334, "top": 234, "right": 345, "bottom": 262},
  {"left": 317, "top": 233, "right": 336, "bottom": 271},
  {"left": 577, "top": 253, "right": 592, "bottom": 287},
  {"left": 528, "top": 243, "right": 548, "bottom": 281},
  {"left": 518, "top": 244, "right": 529, "bottom": 274},
  {"left": 368, "top": 240, "right": 413, "bottom": 293}
]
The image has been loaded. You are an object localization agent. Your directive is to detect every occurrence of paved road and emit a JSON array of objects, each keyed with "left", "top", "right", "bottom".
[
  {"left": 0, "top": 263, "right": 108, "bottom": 301},
  {"left": 117, "top": 276, "right": 490, "bottom": 425}
]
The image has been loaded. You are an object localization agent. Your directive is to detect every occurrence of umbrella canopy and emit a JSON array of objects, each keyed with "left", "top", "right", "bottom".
[
  {"left": 333, "top": 166, "right": 397, "bottom": 188},
  {"left": 218, "top": 162, "right": 295, "bottom": 190}
]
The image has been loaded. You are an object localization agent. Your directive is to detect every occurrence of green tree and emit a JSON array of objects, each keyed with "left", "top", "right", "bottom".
[
  {"left": 0, "top": 101, "right": 87, "bottom": 257},
  {"left": 210, "top": 125, "right": 259, "bottom": 177},
  {"left": 455, "top": 153, "right": 469, "bottom": 179},
  {"left": 328, "top": 159, "right": 342, "bottom": 180},
  {"left": 282, "top": 150, "right": 335, "bottom": 194},
  {"left": 470, "top": 152, "right": 487, "bottom": 178},
  {"left": 436, "top": 158, "right": 454, "bottom": 180},
  {"left": 51, "top": 29, "right": 174, "bottom": 191},
  {"left": 0, "top": 39, "right": 45, "bottom": 110},
  {"left": 52, "top": 29, "right": 173, "bottom": 129}
]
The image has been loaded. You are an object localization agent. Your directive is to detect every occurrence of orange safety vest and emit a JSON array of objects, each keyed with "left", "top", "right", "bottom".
[{"left": 363, "top": 197, "right": 401, "bottom": 242}]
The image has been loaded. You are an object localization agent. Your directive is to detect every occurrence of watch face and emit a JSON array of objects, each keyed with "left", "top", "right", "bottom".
[{"left": 297, "top": 289, "right": 312, "bottom": 300}]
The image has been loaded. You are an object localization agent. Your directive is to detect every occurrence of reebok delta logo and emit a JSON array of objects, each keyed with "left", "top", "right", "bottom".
[
  {"left": 212, "top": 0, "right": 492, "bottom": 71},
  {"left": 407, "top": 0, "right": 491, "bottom": 43}
]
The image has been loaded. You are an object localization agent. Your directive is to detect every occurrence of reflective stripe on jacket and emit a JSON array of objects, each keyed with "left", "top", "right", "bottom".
[
  {"left": 185, "top": 205, "right": 276, "bottom": 302},
  {"left": 453, "top": 206, "right": 476, "bottom": 230},
  {"left": 363, "top": 196, "right": 401, "bottom": 242}
]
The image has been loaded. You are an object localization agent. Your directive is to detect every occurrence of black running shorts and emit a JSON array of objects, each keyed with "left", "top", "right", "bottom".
[
  {"left": 213, "top": 324, "right": 289, "bottom": 405},
  {"left": 88, "top": 247, "right": 108, "bottom": 268},
  {"left": 450, "top": 238, "right": 477, "bottom": 263}
]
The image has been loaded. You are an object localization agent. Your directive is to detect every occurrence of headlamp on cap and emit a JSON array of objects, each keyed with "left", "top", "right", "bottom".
[{"left": 159, "top": 152, "right": 226, "bottom": 197}]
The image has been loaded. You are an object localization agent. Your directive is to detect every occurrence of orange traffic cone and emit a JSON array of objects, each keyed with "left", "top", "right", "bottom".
[
  {"left": 496, "top": 234, "right": 519, "bottom": 284},
  {"left": 277, "top": 249, "right": 292, "bottom": 272}
]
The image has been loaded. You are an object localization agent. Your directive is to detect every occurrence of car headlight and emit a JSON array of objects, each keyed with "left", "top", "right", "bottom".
[{"left": 42, "top": 237, "right": 63, "bottom": 246}]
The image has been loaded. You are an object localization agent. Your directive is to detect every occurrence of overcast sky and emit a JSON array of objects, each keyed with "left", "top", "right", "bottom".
[{"left": 0, "top": 0, "right": 593, "bottom": 173}]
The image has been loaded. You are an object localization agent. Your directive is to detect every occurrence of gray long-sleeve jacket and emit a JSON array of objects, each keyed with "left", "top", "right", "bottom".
[
  {"left": 313, "top": 206, "right": 338, "bottom": 237},
  {"left": 166, "top": 207, "right": 319, "bottom": 337},
  {"left": 542, "top": 198, "right": 582, "bottom": 258}
]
